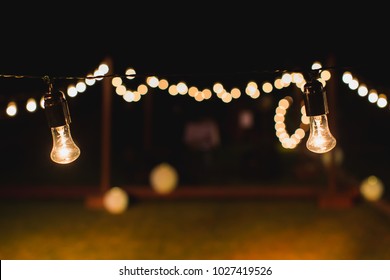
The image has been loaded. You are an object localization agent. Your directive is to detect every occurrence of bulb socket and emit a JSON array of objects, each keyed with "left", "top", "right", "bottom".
[
  {"left": 43, "top": 90, "right": 71, "bottom": 127},
  {"left": 302, "top": 78, "right": 329, "bottom": 116}
]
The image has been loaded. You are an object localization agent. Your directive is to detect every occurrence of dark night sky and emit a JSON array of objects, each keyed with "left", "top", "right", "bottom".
[{"left": 1, "top": 7, "right": 390, "bottom": 189}]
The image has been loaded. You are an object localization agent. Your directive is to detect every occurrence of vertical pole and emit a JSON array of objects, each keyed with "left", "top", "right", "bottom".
[
  {"left": 326, "top": 53, "right": 338, "bottom": 195},
  {"left": 100, "top": 56, "right": 113, "bottom": 193},
  {"left": 144, "top": 91, "right": 153, "bottom": 151}
]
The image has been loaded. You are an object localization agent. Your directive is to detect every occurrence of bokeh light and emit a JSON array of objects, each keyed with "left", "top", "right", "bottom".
[
  {"left": 149, "top": 162, "right": 179, "bottom": 194},
  {"left": 360, "top": 175, "right": 384, "bottom": 201},
  {"left": 103, "top": 186, "right": 129, "bottom": 214}
]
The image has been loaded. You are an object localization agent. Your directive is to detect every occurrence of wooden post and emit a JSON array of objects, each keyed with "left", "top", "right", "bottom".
[
  {"left": 326, "top": 53, "right": 338, "bottom": 196},
  {"left": 144, "top": 91, "right": 153, "bottom": 151},
  {"left": 318, "top": 53, "right": 355, "bottom": 208},
  {"left": 85, "top": 56, "right": 113, "bottom": 209},
  {"left": 100, "top": 56, "right": 113, "bottom": 193}
]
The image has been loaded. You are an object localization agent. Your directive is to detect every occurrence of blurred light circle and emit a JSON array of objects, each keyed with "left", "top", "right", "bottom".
[
  {"left": 150, "top": 162, "right": 178, "bottom": 194},
  {"left": 360, "top": 175, "right": 384, "bottom": 201},
  {"left": 103, "top": 186, "right": 129, "bottom": 214}
]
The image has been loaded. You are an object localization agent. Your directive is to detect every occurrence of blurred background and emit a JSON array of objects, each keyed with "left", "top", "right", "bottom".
[
  {"left": 1, "top": 6, "right": 390, "bottom": 259},
  {"left": 0, "top": 36, "right": 389, "bottom": 196}
]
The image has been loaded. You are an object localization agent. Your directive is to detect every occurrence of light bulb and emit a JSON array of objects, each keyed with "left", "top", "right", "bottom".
[
  {"left": 43, "top": 86, "right": 81, "bottom": 164},
  {"left": 302, "top": 70, "right": 337, "bottom": 154},
  {"left": 50, "top": 124, "right": 80, "bottom": 164},
  {"left": 306, "top": 115, "right": 336, "bottom": 153}
]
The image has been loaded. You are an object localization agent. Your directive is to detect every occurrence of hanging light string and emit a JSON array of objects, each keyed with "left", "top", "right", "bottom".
[
  {"left": 0, "top": 61, "right": 384, "bottom": 116},
  {"left": 0, "top": 61, "right": 387, "bottom": 148},
  {"left": 0, "top": 63, "right": 299, "bottom": 114},
  {"left": 341, "top": 71, "right": 388, "bottom": 108}
]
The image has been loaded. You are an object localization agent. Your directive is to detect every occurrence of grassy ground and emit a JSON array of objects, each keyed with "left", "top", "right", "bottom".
[{"left": 0, "top": 197, "right": 389, "bottom": 260}]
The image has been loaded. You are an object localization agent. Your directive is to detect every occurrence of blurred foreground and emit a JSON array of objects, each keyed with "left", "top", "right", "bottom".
[{"left": 1, "top": 197, "right": 389, "bottom": 260}]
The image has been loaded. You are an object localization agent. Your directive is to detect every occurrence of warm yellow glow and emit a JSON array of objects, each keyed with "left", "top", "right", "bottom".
[
  {"left": 222, "top": 93, "right": 232, "bottom": 103},
  {"left": 123, "top": 91, "right": 135, "bottom": 102},
  {"left": 368, "top": 90, "right": 378, "bottom": 103},
  {"left": 231, "top": 88, "right": 241, "bottom": 99},
  {"left": 311, "top": 61, "right": 322, "bottom": 70},
  {"left": 318, "top": 78, "right": 326, "bottom": 88},
  {"left": 342, "top": 72, "right": 353, "bottom": 83},
  {"left": 216, "top": 89, "right": 225, "bottom": 98},
  {"left": 58, "top": 147, "right": 70, "bottom": 158},
  {"left": 137, "top": 84, "right": 148, "bottom": 95},
  {"left": 301, "top": 114, "right": 310, "bottom": 125},
  {"left": 146, "top": 76, "right": 159, "bottom": 88},
  {"left": 85, "top": 74, "right": 96, "bottom": 86},
  {"left": 300, "top": 105, "right": 306, "bottom": 115},
  {"left": 40, "top": 96, "right": 45, "bottom": 108},
  {"left": 290, "top": 134, "right": 300, "bottom": 144},
  {"left": 274, "top": 78, "right": 284, "bottom": 89},
  {"left": 93, "top": 69, "right": 104, "bottom": 81},
  {"left": 115, "top": 85, "right": 126, "bottom": 96},
  {"left": 133, "top": 91, "right": 141, "bottom": 102},
  {"left": 168, "top": 85, "right": 178, "bottom": 96},
  {"left": 295, "top": 128, "right": 305, "bottom": 139},
  {"left": 176, "top": 82, "right": 188, "bottom": 95},
  {"left": 76, "top": 81, "right": 87, "bottom": 93},
  {"left": 281, "top": 73, "right": 292, "bottom": 85},
  {"left": 213, "top": 83, "right": 224, "bottom": 94},
  {"left": 306, "top": 115, "right": 336, "bottom": 153},
  {"left": 292, "top": 72, "right": 304, "bottom": 84},
  {"left": 50, "top": 125, "right": 80, "bottom": 164},
  {"left": 188, "top": 86, "right": 198, "bottom": 97},
  {"left": 276, "top": 130, "right": 288, "bottom": 138},
  {"left": 112, "top": 77, "right": 122, "bottom": 87},
  {"left": 6, "top": 101, "right": 17, "bottom": 116},
  {"left": 348, "top": 78, "right": 359, "bottom": 90},
  {"left": 67, "top": 85, "right": 78, "bottom": 97},
  {"left": 357, "top": 84, "right": 368, "bottom": 97},
  {"left": 158, "top": 79, "right": 169, "bottom": 90},
  {"left": 247, "top": 81, "right": 257, "bottom": 88},
  {"left": 281, "top": 138, "right": 297, "bottom": 149},
  {"left": 150, "top": 162, "right": 179, "bottom": 194},
  {"left": 274, "top": 97, "right": 306, "bottom": 150},
  {"left": 125, "top": 68, "right": 136, "bottom": 80},
  {"left": 262, "top": 82, "right": 273, "bottom": 93},
  {"left": 249, "top": 89, "right": 259, "bottom": 99},
  {"left": 195, "top": 92, "right": 204, "bottom": 102},
  {"left": 103, "top": 186, "right": 129, "bottom": 214},
  {"left": 274, "top": 122, "right": 285, "bottom": 131},
  {"left": 296, "top": 79, "right": 306, "bottom": 90},
  {"left": 274, "top": 114, "right": 284, "bottom": 122},
  {"left": 278, "top": 98, "right": 290, "bottom": 109},
  {"left": 360, "top": 175, "right": 384, "bottom": 201},
  {"left": 245, "top": 82, "right": 257, "bottom": 96},
  {"left": 377, "top": 94, "right": 387, "bottom": 108},
  {"left": 202, "top": 89, "right": 212, "bottom": 99},
  {"left": 98, "top": 63, "right": 109, "bottom": 75},
  {"left": 320, "top": 70, "right": 331, "bottom": 81},
  {"left": 26, "top": 98, "right": 37, "bottom": 112},
  {"left": 220, "top": 91, "right": 229, "bottom": 100},
  {"left": 275, "top": 107, "right": 286, "bottom": 115}
]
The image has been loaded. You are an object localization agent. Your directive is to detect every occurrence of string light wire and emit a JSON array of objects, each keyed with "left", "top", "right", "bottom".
[{"left": 0, "top": 61, "right": 388, "bottom": 160}]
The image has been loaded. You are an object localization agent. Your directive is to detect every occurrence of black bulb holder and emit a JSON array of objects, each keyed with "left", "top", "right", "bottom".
[
  {"left": 302, "top": 70, "right": 329, "bottom": 116},
  {"left": 43, "top": 89, "right": 71, "bottom": 128}
]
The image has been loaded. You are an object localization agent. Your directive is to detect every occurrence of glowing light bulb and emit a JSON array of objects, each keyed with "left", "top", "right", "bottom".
[
  {"left": 50, "top": 124, "right": 80, "bottom": 164},
  {"left": 43, "top": 84, "right": 80, "bottom": 164},
  {"left": 306, "top": 115, "right": 336, "bottom": 153},
  {"left": 302, "top": 70, "right": 336, "bottom": 154}
]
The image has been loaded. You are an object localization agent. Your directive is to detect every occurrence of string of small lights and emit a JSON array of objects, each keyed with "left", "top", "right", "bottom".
[{"left": 1, "top": 59, "right": 382, "bottom": 164}]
